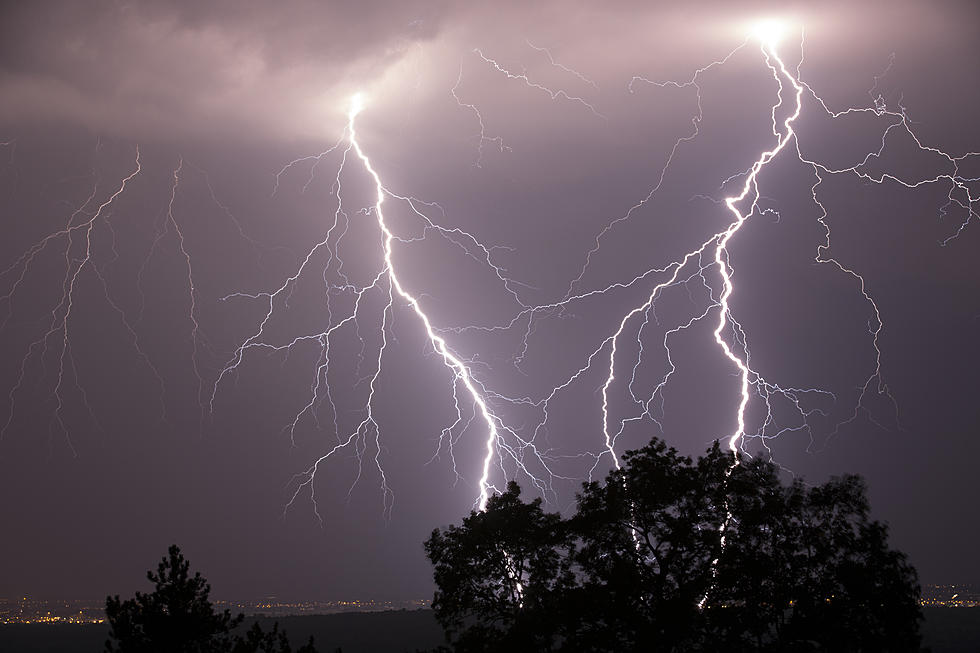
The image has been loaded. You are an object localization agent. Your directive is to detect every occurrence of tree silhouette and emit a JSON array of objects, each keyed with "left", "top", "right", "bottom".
[
  {"left": 566, "top": 440, "right": 732, "bottom": 651},
  {"left": 231, "top": 621, "right": 320, "bottom": 653},
  {"left": 424, "top": 482, "right": 576, "bottom": 652},
  {"left": 424, "top": 439, "right": 924, "bottom": 652},
  {"left": 105, "top": 544, "right": 318, "bottom": 653}
]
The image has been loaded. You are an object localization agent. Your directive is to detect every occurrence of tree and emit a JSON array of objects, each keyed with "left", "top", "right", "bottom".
[
  {"left": 567, "top": 440, "right": 731, "bottom": 651},
  {"left": 424, "top": 482, "right": 576, "bottom": 652},
  {"left": 231, "top": 622, "right": 319, "bottom": 653},
  {"left": 709, "top": 465, "right": 923, "bottom": 652},
  {"left": 424, "top": 439, "right": 924, "bottom": 652},
  {"left": 105, "top": 545, "right": 318, "bottom": 653}
]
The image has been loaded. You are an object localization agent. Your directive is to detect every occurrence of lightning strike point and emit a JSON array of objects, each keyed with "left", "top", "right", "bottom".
[
  {"left": 752, "top": 19, "right": 788, "bottom": 45},
  {"left": 350, "top": 93, "right": 366, "bottom": 117}
]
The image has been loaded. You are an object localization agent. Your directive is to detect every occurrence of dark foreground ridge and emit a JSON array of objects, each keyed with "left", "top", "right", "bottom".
[
  {"left": 0, "top": 611, "right": 443, "bottom": 653},
  {"left": 1, "top": 608, "right": 978, "bottom": 653}
]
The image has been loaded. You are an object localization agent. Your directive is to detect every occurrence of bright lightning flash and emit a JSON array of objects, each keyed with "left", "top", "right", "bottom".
[
  {"left": 218, "top": 24, "right": 977, "bottom": 520},
  {"left": 347, "top": 94, "right": 503, "bottom": 512},
  {"left": 216, "top": 93, "right": 551, "bottom": 518},
  {"left": 6, "top": 21, "right": 975, "bottom": 525},
  {"left": 753, "top": 19, "right": 787, "bottom": 46}
]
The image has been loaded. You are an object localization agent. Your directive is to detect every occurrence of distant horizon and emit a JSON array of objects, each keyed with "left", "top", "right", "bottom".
[
  {"left": 2, "top": 595, "right": 432, "bottom": 606},
  {"left": 6, "top": 581, "right": 980, "bottom": 604}
]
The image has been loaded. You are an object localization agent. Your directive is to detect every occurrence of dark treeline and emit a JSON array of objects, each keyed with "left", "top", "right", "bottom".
[
  {"left": 96, "top": 546, "right": 446, "bottom": 653},
  {"left": 104, "top": 545, "right": 320, "bottom": 653},
  {"left": 424, "top": 438, "right": 924, "bottom": 652},
  {"left": 6, "top": 610, "right": 980, "bottom": 653},
  {"left": 0, "top": 612, "right": 445, "bottom": 653},
  {"left": 51, "top": 437, "right": 929, "bottom": 652}
]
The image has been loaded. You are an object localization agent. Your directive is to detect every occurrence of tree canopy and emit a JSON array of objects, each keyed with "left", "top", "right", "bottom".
[
  {"left": 105, "top": 544, "right": 318, "bottom": 653},
  {"left": 424, "top": 439, "right": 923, "bottom": 652}
]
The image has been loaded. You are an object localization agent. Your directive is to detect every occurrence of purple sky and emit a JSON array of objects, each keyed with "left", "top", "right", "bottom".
[{"left": 1, "top": 1, "right": 978, "bottom": 602}]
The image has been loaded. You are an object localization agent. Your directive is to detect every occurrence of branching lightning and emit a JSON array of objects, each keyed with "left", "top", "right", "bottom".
[
  {"left": 216, "top": 97, "right": 518, "bottom": 516},
  {"left": 4, "top": 22, "right": 976, "bottom": 523},
  {"left": 1, "top": 149, "right": 145, "bottom": 448},
  {"left": 1, "top": 145, "right": 246, "bottom": 448},
  {"left": 426, "top": 25, "right": 975, "bottom": 502}
]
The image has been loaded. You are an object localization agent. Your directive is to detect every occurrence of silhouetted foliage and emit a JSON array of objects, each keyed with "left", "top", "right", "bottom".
[
  {"left": 105, "top": 545, "right": 318, "bottom": 653},
  {"left": 425, "top": 439, "right": 923, "bottom": 652},
  {"left": 424, "top": 482, "right": 577, "bottom": 652},
  {"left": 231, "top": 621, "right": 318, "bottom": 653}
]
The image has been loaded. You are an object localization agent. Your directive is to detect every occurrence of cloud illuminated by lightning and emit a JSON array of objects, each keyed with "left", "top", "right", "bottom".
[
  {"left": 4, "top": 19, "right": 977, "bottom": 523},
  {"left": 217, "top": 25, "right": 980, "bottom": 519}
]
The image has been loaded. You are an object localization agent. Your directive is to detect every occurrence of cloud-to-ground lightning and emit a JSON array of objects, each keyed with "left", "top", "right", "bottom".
[
  {"left": 443, "top": 32, "right": 812, "bottom": 482},
  {"left": 437, "top": 23, "right": 976, "bottom": 497},
  {"left": 4, "top": 19, "right": 976, "bottom": 526},
  {"left": 214, "top": 22, "right": 978, "bottom": 518},
  {"left": 214, "top": 94, "right": 549, "bottom": 516}
]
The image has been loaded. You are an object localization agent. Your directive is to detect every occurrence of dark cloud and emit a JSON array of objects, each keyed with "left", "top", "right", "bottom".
[
  {"left": 0, "top": 0, "right": 449, "bottom": 139},
  {"left": 2, "top": 0, "right": 975, "bottom": 142}
]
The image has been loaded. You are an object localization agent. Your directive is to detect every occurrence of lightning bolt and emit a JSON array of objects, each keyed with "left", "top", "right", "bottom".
[
  {"left": 436, "top": 21, "right": 974, "bottom": 506},
  {"left": 471, "top": 48, "right": 605, "bottom": 119},
  {"left": 5, "top": 20, "right": 975, "bottom": 525},
  {"left": 149, "top": 158, "right": 206, "bottom": 430},
  {"left": 216, "top": 95, "right": 550, "bottom": 518},
  {"left": 451, "top": 64, "right": 511, "bottom": 168},
  {"left": 1, "top": 148, "right": 145, "bottom": 448},
  {"left": 447, "top": 33, "right": 815, "bottom": 482},
  {"left": 250, "top": 23, "right": 975, "bottom": 518},
  {"left": 576, "top": 34, "right": 809, "bottom": 472},
  {"left": 1, "top": 146, "right": 220, "bottom": 448}
]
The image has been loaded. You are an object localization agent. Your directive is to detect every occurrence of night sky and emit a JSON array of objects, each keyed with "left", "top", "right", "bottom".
[{"left": 1, "top": 1, "right": 978, "bottom": 603}]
